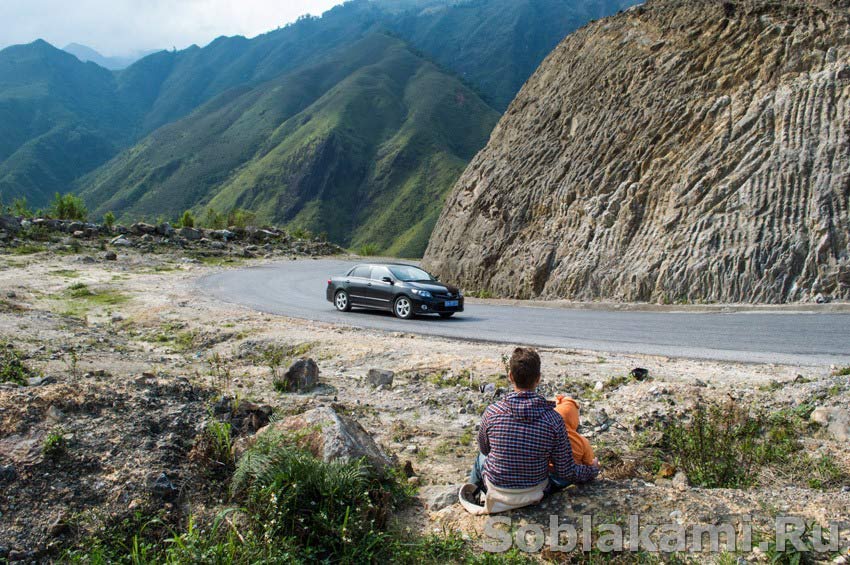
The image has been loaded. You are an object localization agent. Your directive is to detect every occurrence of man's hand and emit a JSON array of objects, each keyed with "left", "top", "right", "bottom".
[{"left": 592, "top": 457, "right": 601, "bottom": 470}]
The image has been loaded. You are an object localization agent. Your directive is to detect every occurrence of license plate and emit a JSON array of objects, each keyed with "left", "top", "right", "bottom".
[{"left": 445, "top": 300, "right": 459, "bottom": 308}]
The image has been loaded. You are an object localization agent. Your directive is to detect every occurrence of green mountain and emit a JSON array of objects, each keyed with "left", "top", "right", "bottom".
[
  {"left": 83, "top": 34, "right": 499, "bottom": 257},
  {"left": 0, "top": 40, "right": 130, "bottom": 205},
  {"left": 1, "top": 0, "right": 639, "bottom": 254},
  {"left": 387, "top": 0, "right": 638, "bottom": 110}
]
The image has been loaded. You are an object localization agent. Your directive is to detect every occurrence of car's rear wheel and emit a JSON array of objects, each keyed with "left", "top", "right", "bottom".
[
  {"left": 439, "top": 312, "right": 455, "bottom": 319},
  {"left": 334, "top": 290, "right": 351, "bottom": 312},
  {"left": 393, "top": 296, "right": 414, "bottom": 319}
]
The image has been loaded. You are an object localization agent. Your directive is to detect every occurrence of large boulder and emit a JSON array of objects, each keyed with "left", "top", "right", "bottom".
[
  {"left": 131, "top": 222, "right": 157, "bottom": 235},
  {"left": 810, "top": 407, "right": 850, "bottom": 442},
  {"left": 238, "top": 406, "right": 393, "bottom": 472},
  {"left": 0, "top": 215, "right": 21, "bottom": 234},
  {"left": 178, "top": 227, "right": 202, "bottom": 241},
  {"left": 210, "top": 229, "right": 235, "bottom": 241}
]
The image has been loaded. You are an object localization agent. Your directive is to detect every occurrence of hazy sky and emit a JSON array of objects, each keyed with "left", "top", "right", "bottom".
[{"left": 0, "top": 0, "right": 346, "bottom": 56}]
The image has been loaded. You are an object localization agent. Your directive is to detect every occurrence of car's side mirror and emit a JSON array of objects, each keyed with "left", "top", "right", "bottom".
[{"left": 381, "top": 276, "right": 394, "bottom": 285}]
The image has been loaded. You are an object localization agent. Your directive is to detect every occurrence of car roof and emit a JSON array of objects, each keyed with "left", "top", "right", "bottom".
[{"left": 352, "top": 263, "right": 422, "bottom": 269}]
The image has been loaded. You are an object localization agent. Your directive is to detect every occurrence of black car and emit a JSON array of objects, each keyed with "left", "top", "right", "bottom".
[{"left": 326, "top": 263, "right": 464, "bottom": 319}]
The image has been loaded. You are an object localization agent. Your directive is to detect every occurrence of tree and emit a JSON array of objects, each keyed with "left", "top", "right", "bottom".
[{"left": 49, "top": 193, "right": 87, "bottom": 221}]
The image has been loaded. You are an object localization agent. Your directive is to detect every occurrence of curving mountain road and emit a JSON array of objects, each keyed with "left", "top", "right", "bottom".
[{"left": 198, "top": 259, "right": 850, "bottom": 366}]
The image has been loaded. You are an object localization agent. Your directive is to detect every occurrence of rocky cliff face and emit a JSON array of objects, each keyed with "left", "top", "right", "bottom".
[{"left": 423, "top": 0, "right": 850, "bottom": 303}]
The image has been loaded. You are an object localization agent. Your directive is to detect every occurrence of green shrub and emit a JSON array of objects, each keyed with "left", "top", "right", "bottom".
[
  {"left": 103, "top": 211, "right": 116, "bottom": 229},
  {"left": 466, "top": 289, "right": 495, "bottom": 299},
  {"left": 201, "top": 208, "right": 227, "bottom": 229},
  {"left": 226, "top": 208, "right": 256, "bottom": 229},
  {"left": 0, "top": 342, "right": 40, "bottom": 385},
  {"left": 832, "top": 366, "right": 850, "bottom": 377},
  {"left": 49, "top": 192, "right": 88, "bottom": 221},
  {"left": 289, "top": 226, "right": 314, "bottom": 240},
  {"left": 43, "top": 428, "right": 66, "bottom": 458},
  {"left": 9, "top": 243, "right": 46, "bottom": 255},
  {"left": 192, "top": 420, "right": 235, "bottom": 480},
  {"left": 178, "top": 210, "right": 195, "bottom": 228},
  {"left": 663, "top": 401, "right": 814, "bottom": 489},
  {"left": 11, "top": 197, "right": 34, "bottom": 217}
]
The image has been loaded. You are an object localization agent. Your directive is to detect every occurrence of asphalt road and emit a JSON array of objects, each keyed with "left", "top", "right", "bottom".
[{"left": 198, "top": 259, "right": 850, "bottom": 366}]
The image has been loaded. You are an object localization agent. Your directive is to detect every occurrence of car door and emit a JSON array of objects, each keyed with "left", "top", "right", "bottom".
[
  {"left": 345, "top": 265, "right": 372, "bottom": 306},
  {"left": 366, "top": 265, "right": 396, "bottom": 309}
]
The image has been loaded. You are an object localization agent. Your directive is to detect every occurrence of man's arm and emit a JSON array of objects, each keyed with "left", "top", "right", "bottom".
[
  {"left": 477, "top": 410, "right": 491, "bottom": 455},
  {"left": 551, "top": 423, "right": 598, "bottom": 483}
]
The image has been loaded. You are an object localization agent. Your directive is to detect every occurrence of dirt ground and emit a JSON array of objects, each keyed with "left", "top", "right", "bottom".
[{"left": 1, "top": 247, "right": 849, "bottom": 562}]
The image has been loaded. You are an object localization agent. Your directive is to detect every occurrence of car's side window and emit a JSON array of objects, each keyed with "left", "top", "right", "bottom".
[
  {"left": 350, "top": 266, "right": 370, "bottom": 278},
  {"left": 370, "top": 266, "right": 392, "bottom": 281}
]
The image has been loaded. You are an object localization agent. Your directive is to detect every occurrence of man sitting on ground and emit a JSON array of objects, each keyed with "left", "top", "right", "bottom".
[{"left": 464, "top": 347, "right": 599, "bottom": 513}]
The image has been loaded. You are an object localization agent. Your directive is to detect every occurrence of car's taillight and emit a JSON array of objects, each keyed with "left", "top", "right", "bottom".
[{"left": 327, "top": 279, "right": 332, "bottom": 285}]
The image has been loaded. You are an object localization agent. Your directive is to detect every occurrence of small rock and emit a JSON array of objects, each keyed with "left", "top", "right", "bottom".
[
  {"left": 47, "top": 511, "right": 70, "bottom": 537},
  {"left": 482, "top": 383, "right": 496, "bottom": 395},
  {"left": 669, "top": 510, "right": 683, "bottom": 524},
  {"left": 810, "top": 407, "right": 850, "bottom": 441},
  {"left": 593, "top": 381, "right": 604, "bottom": 392},
  {"left": 275, "top": 358, "right": 320, "bottom": 392},
  {"left": 151, "top": 472, "right": 177, "bottom": 499},
  {"left": 594, "top": 409, "right": 609, "bottom": 425},
  {"left": 46, "top": 405, "right": 65, "bottom": 422},
  {"left": 630, "top": 368, "right": 649, "bottom": 381},
  {"left": 420, "top": 484, "right": 461, "bottom": 511},
  {"left": 693, "top": 378, "right": 708, "bottom": 387},
  {"left": 27, "top": 376, "right": 57, "bottom": 386},
  {"left": 657, "top": 462, "right": 676, "bottom": 478},
  {"left": 405, "top": 444, "right": 419, "bottom": 454},
  {"left": 209, "top": 241, "right": 226, "bottom": 250},
  {"left": 0, "top": 464, "right": 16, "bottom": 483},
  {"left": 366, "top": 369, "right": 394, "bottom": 388},
  {"left": 407, "top": 476, "right": 420, "bottom": 486},
  {"left": 111, "top": 313, "right": 124, "bottom": 322},
  {"left": 402, "top": 460, "right": 416, "bottom": 478},
  {"left": 672, "top": 472, "right": 689, "bottom": 491},
  {"left": 104, "top": 250, "right": 117, "bottom": 261}
]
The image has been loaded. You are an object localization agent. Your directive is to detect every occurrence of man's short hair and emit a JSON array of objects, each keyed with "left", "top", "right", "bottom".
[{"left": 509, "top": 347, "right": 540, "bottom": 389}]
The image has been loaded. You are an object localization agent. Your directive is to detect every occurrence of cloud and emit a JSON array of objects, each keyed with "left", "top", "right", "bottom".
[{"left": 0, "top": 0, "right": 345, "bottom": 55}]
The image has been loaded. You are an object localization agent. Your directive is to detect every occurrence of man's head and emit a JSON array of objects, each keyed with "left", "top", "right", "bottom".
[{"left": 508, "top": 347, "right": 541, "bottom": 391}]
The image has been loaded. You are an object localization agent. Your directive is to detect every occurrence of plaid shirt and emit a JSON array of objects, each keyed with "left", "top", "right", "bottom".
[{"left": 478, "top": 391, "right": 599, "bottom": 489}]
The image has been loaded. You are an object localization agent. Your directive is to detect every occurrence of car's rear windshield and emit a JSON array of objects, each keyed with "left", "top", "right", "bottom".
[{"left": 388, "top": 265, "right": 433, "bottom": 281}]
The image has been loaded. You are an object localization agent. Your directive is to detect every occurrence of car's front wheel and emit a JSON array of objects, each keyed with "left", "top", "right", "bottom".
[
  {"left": 393, "top": 296, "right": 414, "bottom": 319},
  {"left": 334, "top": 290, "right": 351, "bottom": 312}
]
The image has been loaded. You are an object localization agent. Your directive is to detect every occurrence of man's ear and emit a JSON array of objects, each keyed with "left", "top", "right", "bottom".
[{"left": 507, "top": 370, "right": 515, "bottom": 384}]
